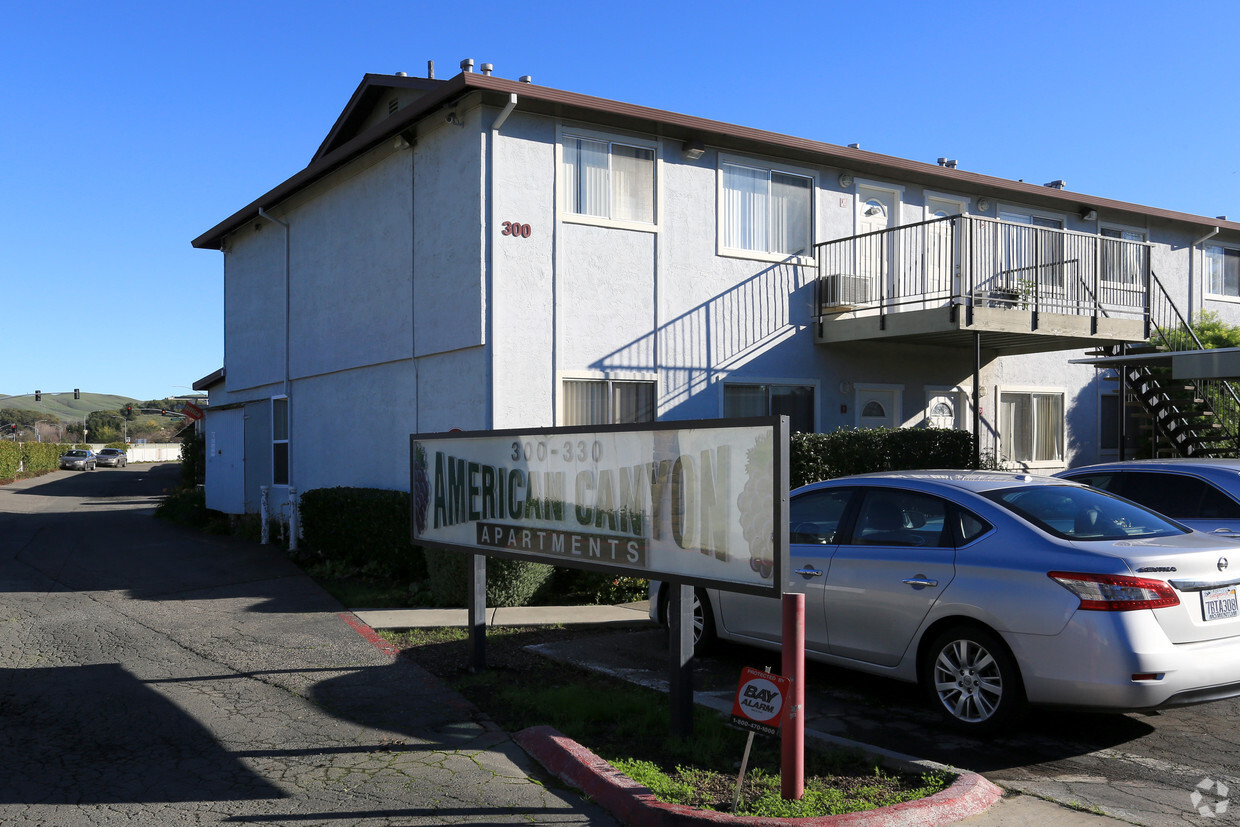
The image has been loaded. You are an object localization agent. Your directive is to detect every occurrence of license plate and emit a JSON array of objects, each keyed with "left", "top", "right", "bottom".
[{"left": 1202, "top": 586, "right": 1239, "bottom": 622}]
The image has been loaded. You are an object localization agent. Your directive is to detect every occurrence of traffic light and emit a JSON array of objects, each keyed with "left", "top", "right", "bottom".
[
  {"left": 34, "top": 390, "right": 40, "bottom": 402},
  {"left": 125, "top": 405, "right": 133, "bottom": 415},
  {"left": 74, "top": 388, "right": 80, "bottom": 400}
]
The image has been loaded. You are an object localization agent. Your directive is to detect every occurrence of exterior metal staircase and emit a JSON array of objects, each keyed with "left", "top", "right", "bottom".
[{"left": 1093, "top": 272, "right": 1240, "bottom": 458}]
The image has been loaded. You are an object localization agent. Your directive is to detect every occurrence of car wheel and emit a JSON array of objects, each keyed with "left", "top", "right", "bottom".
[
  {"left": 922, "top": 625, "right": 1024, "bottom": 734},
  {"left": 660, "top": 585, "right": 716, "bottom": 655}
]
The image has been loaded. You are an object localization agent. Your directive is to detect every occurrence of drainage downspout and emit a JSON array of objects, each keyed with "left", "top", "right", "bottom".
[
  {"left": 258, "top": 207, "right": 293, "bottom": 502},
  {"left": 486, "top": 93, "right": 518, "bottom": 429},
  {"left": 1191, "top": 226, "right": 1220, "bottom": 320}
]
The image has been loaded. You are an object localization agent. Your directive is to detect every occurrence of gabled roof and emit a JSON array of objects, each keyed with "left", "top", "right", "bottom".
[
  {"left": 311, "top": 73, "right": 445, "bottom": 162},
  {"left": 192, "top": 71, "right": 1240, "bottom": 251}
]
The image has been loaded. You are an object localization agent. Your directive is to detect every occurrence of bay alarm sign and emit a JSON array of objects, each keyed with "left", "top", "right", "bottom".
[{"left": 410, "top": 417, "right": 788, "bottom": 596}]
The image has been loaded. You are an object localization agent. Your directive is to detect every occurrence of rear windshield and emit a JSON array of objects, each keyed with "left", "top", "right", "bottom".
[{"left": 984, "top": 484, "right": 1186, "bottom": 540}]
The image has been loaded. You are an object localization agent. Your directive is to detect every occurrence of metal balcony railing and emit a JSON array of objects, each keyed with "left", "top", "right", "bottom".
[{"left": 815, "top": 215, "right": 1150, "bottom": 324}]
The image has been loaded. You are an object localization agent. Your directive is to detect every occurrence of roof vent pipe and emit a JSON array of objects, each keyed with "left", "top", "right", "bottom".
[
  {"left": 460, "top": 58, "right": 474, "bottom": 73},
  {"left": 428, "top": 60, "right": 435, "bottom": 79},
  {"left": 519, "top": 75, "right": 533, "bottom": 84},
  {"left": 481, "top": 63, "right": 493, "bottom": 76},
  {"left": 395, "top": 71, "right": 407, "bottom": 77}
]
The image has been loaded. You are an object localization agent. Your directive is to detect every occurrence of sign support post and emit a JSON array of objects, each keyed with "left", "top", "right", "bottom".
[
  {"left": 669, "top": 582, "right": 695, "bottom": 739},
  {"left": 468, "top": 553, "right": 486, "bottom": 672},
  {"left": 781, "top": 592, "right": 805, "bottom": 800}
]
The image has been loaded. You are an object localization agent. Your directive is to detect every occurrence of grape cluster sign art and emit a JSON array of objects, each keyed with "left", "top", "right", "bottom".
[{"left": 410, "top": 417, "right": 787, "bottom": 596}]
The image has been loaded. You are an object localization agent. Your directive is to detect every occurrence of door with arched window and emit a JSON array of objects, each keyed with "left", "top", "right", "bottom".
[{"left": 855, "top": 385, "right": 901, "bottom": 429}]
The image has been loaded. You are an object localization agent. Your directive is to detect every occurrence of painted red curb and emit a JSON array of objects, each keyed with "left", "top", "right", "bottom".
[
  {"left": 513, "top": 725, "right": 1003, "bottom": 827},
  {"left": 338, "top": 612, "right": 401, "bottom": 657}
]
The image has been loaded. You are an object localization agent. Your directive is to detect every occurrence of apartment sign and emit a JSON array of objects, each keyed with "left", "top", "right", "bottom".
[{"left": 410, "top": 417, "right": 787, "bottom": 596}]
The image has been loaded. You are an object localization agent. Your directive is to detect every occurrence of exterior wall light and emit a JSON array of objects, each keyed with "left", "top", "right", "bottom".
[{"left": 682, "top": 139, "right": 705, "bottom": 160}]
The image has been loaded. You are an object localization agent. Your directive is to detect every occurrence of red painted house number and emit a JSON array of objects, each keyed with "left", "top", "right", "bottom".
[{"left": 502, "top": 221, "right": 532, "bottom": 238}]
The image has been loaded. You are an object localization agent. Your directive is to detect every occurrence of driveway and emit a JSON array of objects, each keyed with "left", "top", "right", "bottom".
[{"left": 0, "top": 464, "right": 612, "bottom": 825}]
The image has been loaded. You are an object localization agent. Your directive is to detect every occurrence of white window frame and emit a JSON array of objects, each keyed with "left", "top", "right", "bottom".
[
  {"left": 557, "top": 124, "right": 660, "bottom": 233},
  {"left": 996, "top": 385, "right": 1065, "bottom": 469},
  {"left": 721, "top": 379, "right": 818, "bottom": 433},
  {"left": 923, "top": 191, "right": 969, "bottom": 221},
  {"left": 1098, "top": 223, "right": 1149, "bottom": 288},
  {"left": 271, "top": 395, "right": 289, "bottom": 487},
  {"left": 717, "top": 152, "right": 817, "bottom": 264},
  {"left": 1204, "top": 243, "right": 1240, "bottom": 303},
  {"left": 558, "top": 373, "right": 658, "bottom": 426}
]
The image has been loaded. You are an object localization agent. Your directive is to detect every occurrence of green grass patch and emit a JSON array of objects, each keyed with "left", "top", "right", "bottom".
[{"left": 382, "top": 626, "right": 949, "bottom": 818}]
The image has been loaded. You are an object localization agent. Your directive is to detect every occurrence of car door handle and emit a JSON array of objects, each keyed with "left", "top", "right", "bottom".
[
  {"left": 902, "top": 577, "right": 938, "bottom": 588},
  {"left": 795, "top": 567, "right": 824, "bottom": 578}
]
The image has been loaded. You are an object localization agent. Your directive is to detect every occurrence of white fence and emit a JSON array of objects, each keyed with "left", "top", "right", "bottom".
[{"left": 86, "top": 443, "right": 182, "bottom": 462}]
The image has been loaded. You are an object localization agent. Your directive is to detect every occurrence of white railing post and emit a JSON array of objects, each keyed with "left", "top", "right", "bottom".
[
  {"left": 260, "top": 485, "right": 270, "bottom": 545},
  {"left": 287, "top": 486, "right": 299, "bottom": 552}
]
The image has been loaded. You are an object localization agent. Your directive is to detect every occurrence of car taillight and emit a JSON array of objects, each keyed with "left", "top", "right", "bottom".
[{"left": 1048, "top": 571, "right": 1180, "bottom": 611}]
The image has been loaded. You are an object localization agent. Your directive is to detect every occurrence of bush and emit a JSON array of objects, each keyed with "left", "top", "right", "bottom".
[
  {"left": 0, "top": 441, "right": 18, "bottom": 480},
  {"left": 299, "top": 487, "right": 426, "bottom": 582},
  {"left": 789, "top": 428, "right": 975, "bottom": 488},
  {"left": 423, "top": 547, "right": 555, "bottom": 608}
]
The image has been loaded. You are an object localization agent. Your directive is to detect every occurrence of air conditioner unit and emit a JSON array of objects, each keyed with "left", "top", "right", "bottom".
[{"left": 820, "top": 274, "right": 872, "bottom": 309}]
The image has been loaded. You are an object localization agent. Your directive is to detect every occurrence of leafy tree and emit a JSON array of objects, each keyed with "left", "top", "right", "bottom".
[{"left": 1194, "top": 310, "right": 1240, "bottom": 349}]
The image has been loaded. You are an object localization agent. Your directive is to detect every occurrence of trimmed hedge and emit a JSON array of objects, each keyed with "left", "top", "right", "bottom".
[
  {"left": 299, "top": 487, "right": 426, "bottom": 582},
  {"left": 423, "top": 547, "right": 555, "bottom": 608},
  {"left": 789, "top": 427, "right": 975, "bottom": 488},
  {"left": 0, "top": 442, "right": 99, "bottom": 479}
]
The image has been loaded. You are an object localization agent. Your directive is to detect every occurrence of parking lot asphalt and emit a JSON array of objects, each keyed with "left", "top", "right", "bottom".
[{"left": 0, "top": 465, "right": 612, "bottom": 825}]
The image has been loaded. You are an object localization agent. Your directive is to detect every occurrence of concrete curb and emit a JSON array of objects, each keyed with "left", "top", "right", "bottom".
[{"left": 513, "top": 724, "right": 1004, "bottom": 826}]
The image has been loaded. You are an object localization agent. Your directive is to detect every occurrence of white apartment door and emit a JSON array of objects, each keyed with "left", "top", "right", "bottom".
[
  {"left": 856, "top": 386, "right": 901, "bottom": 429},
  {"left": 204, "top": 408, "right": 245, "bottom": 515},
  {"left": 926, "top": 392, "right": 966, "bottom": 429},
  {"left": 926, "top": 197, "right": 966, "bottom": 302},
  {"left": 857, "top": 186, "right": 898, "bottom": 305}
]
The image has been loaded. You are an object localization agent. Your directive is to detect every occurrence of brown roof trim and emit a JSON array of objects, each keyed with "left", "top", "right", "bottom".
[
  {"left": 193, "top": 72, "right": 1240, "bottom": 251},
  {"left": 192, "top": 367, "right": 225, "bottom": 391}
]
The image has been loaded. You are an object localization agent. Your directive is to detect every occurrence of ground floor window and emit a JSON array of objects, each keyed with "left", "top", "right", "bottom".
[
  {"left": 272, "top": 396, "right": 289, "bottom": 485},
  {"left": 723, "top": 383, "right": 814, "bottom": 433},
  {"left": 563, "top": 379, "right": 655, "bottom": 426},
  {"left": 999, "top": 390, "right": 1063, "bottom": 464}
]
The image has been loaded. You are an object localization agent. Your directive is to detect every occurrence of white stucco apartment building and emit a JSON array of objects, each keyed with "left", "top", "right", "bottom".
[{"left": 193, "top": 63, "right": 1240, "bottom": 515}]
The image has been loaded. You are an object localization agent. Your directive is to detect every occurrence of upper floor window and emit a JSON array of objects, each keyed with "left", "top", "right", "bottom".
[
  {"left": 563, "top": 378, "right": 655, "bottom": 426},
  {"left": 562, "top": 132, "right": 655, "bottom": 226},
  {"left": 719, "top": 160, "right": 813, "bottom": 258},
  {"left": 1206, "top": 245, "right": 1240, "bottom": 299}
]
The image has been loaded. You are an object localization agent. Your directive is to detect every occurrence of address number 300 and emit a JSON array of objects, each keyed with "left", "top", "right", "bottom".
[{"left": 502, "top": 221, "right": 532, "bottom": 238}]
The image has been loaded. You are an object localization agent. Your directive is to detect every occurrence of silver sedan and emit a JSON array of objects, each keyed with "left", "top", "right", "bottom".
[
  {"left": 95, "top": 448, "right": 128, "bottom": 468},
  {"left": 1056, "top": 459, "right": 1240, "bottom": 539},
  {"left": 653, "top": 471, "right": 1240, "bottom": 733},
  {"left": 59, "top": 450, "right": 96, "bottom": 471}
]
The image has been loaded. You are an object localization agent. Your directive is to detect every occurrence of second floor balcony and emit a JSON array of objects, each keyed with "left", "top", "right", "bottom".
[{"left": 814, "top": 215, "right": 1151, "bottom": 355}]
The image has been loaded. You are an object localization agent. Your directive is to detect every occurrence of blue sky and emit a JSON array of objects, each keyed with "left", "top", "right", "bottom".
[{"left": 3, "top": 1, "right": 1238, "bottom": 403}]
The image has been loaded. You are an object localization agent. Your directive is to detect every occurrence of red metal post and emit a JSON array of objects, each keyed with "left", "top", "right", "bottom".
[{"left": 781, "top": 592, "right": 804, "bottom": 800}]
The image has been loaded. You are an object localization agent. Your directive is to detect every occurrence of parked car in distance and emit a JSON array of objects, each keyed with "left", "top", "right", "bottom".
[
  {"left": 95, "top": 448, "right": 128, "bottom": 468},
  {"left": 1056, "top": 459, "right": 1240, "bottom": 539},
  {"left": 59, "top": 449, "right": 96, "bottom": 471},
  {"left": 652, "top": 471, "right": 1240, "bottom": 733}
]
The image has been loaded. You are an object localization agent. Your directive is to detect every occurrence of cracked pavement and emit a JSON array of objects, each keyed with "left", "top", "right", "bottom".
[{"left": 0, "top": 464, "right": 614, "bottom": 825}]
